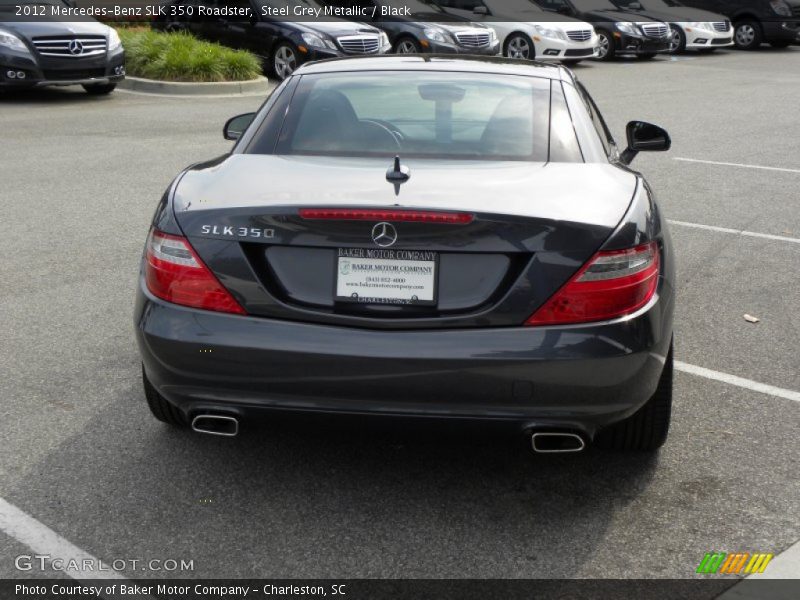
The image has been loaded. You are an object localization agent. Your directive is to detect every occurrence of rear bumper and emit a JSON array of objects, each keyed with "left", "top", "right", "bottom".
[{"left": 135, "top": 278, "right": 674, "bottom": 438}]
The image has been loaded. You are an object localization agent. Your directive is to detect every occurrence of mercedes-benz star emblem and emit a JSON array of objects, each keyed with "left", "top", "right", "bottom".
[
  {"left": 371, "top": 222, "right": 397, "bottom": 248},
  {"left": 68, "top": 40, "right": 84, "bottom": 55}
]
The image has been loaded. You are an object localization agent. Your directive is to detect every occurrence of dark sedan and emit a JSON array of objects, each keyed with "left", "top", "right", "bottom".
[
  {"left": 536, "top": 0, "right": 672, "bottom": 59},
  {"left": 135, "top": 56, "right": 676, "bottom": 454},
  {"left": 154, "top": 0, "right": 392, "bottom": 79},
  {"left": 0, "top": 0, "right": 125, "bottom": 93}
]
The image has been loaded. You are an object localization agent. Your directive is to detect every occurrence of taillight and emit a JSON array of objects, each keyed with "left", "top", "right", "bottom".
[
  {"left": 525, "top": 241, "right": 659, "bottom": 326},
  {"left": 144, "top": 229, "right": 246, "bottom": 315},
  {"left": 299, "top": 208, "right": 473, "bottom": 224}
]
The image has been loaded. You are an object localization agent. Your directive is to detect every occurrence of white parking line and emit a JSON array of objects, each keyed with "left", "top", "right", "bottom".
[
  {"left": 675, "top": 361, "right": 800, "bottom": 403},
  {"left": 668, "top": 220, "right": 800, "bottom": 245},
  {"left": 0, "top": 497, "right": 122, "bottom": 580},
  {"left": 674, "top": 157, "right": 800, "bottom": 174}
]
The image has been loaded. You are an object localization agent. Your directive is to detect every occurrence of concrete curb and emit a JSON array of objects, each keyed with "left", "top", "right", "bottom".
[{"left": 118, "top": 76, "right": 272, "bottom": 96}]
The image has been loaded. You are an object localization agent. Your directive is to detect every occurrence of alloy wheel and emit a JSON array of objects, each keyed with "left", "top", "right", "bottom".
[
  {"left": 735, "top": 25, "right": 755, "bottom": 47},
  {"left": 506, "top": 36, "right": 531, "bottom": 59},
  {"left": 274, "top": 46, "right": 297, "bottom": 80},
  {"left": 396, "top": 40, "right": 418, "bottom": 54},
  {"left": 669, "top": 29, "right": 681, "bottom": 53},
  {"left": 597, "top": 34, "right": 610, "bottom": 59}
]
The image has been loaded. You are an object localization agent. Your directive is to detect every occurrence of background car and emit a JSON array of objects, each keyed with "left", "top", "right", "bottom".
[
  {"left": 536, "top": 0, "right": 672, "bottom": 59},
  {"left": 320, "top": 0, "right": 501, "bottom": 55},
  {"left": 433, "top": 0, "right": 599, "bottom": 63},
  {"left": 677, "top": 0, "right": 800, "bottom": 49},
  {"left": 155, "top": 0, "right": 392, "bottom": 79},
  {"left": 0, "top": 0, "right": 124, "bottom": 94},
  {"left": 612, "top": 0, "right": 733, "bottom": 53},
  {"left": 135, "top": 55, "right": 675, "bottom": 454}
]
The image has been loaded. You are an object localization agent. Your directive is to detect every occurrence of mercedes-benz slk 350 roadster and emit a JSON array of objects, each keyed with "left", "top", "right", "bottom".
[{"left": 135, "top": 55, "right": 675, "bottom": 453}]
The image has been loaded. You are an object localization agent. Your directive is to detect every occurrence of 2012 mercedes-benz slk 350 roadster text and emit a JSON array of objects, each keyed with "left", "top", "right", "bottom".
[{"left": 135, "top": 56, "right": 675, "bottom": 453}]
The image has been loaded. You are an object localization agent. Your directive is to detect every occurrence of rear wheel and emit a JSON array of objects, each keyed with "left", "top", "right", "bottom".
[
  {"left": 82, "top": 83, "right": 116, "bottom": 95},
  {"left": 594, "top": 343, "right": 673, "bottom": 452},
  {"left": 504, "top": 33, "right": 535, "bottom": 59},
  {"left": 142, "top": 366, "right": 187, "bottom": 427},
  {"left": 733, "top": 20, "right": 762, "bottom": 50},
  {"left": 668, "top": 24, "right": 686, "bottom": 54},
  {"left": 595, "top": 30, "right": 615, "bottom": 61},
  {"left": 394, "top": 36, "right": 421, "bottom": 54}
]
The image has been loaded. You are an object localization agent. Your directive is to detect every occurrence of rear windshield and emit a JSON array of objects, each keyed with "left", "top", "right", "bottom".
[{"left": 269, "top": 72, "right": 551, "bottom": 161}]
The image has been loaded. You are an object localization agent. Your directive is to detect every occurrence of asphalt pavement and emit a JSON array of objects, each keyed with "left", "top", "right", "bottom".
[{"left": 1, "top": 48, "right": 798, "bottom": 585}]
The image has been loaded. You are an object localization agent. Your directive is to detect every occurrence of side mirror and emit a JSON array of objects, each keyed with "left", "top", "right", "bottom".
[
  {"left": 620, "top": 120, "right": 671, "bottom": 165},
  {"left": 223, "top": 112, "right": 255, "bottom": 141},
  {"left": 473, "top": 6, "right": 489, "bottom": 15}
]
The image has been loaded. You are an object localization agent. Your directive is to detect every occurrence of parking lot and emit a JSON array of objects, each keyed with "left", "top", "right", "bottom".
[{"left": 1, "top": 47, "right": 799, "bottom": 587}]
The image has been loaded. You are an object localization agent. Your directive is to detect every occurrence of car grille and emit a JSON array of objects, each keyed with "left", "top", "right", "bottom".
[
  {"left": 32, "top": 36, "right": 107, "bottom": 58},
  {"left": 566, "top": 29, "right": 592, "bottom": 42},
  {"left": 454, "top": 31, "right": 491, "bottom": 47},
  {"left": 42, "top": 67, "right": 106, "bottom": 81},
  {"left": 712, "top": 21, "right": 730, "bottom": 32},
  {"left": 336, "top": 35, "right": 380, "bottom": 54},
  {"left": 641, "top": 24, "right": 668, "bottom": 38},
  {"left": 564, "top": 48, "right": 594, "bottom": 57}
]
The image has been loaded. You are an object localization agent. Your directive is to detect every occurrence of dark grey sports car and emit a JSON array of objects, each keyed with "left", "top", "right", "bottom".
[{"left": 135, "top": 56, "right": 675, "bottom": 453}]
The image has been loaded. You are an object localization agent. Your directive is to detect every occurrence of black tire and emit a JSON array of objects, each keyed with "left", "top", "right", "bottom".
[
  {"left": 668, "top": 24, "right": 686, "bottom": 54},
  {"left": 394, "top": 36, "right": 422, "bottom": 54},
  {"left": 503, "top": 33, "right": 535, "bottom": 60},
  {"left": 271, "top": 42, "right": 300, "bottom": 80},
  {"left": 82, "top": 83, "right": 116, "bottom": 95},
  {"left": 637, "top": 52, "right": 658, "bottom": 60},
  {"left": 595, "top": 30, "right": 615, "bottom": 61},
  {"left": 770, "top": 41, "right": 791, "bottom": 48},
  {"left": 733, "top": 20, "right": 763, "bottom": 50},
  {"left": 594, "top": 343, "right": 673, "bottom": 452},
  {"left": 142, "top": 366, "right": 187, "bottom": 427}
]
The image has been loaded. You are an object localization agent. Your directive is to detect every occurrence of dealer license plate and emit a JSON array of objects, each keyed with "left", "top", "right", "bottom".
[{"left": 335, "top": 248, "right": 438, "bottom": 305}]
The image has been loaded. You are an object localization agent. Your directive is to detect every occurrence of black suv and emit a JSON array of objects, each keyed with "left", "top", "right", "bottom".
[
  {"left": 536, "top": 0, "right": 672, "bottom": 59},
  {"left": 678, "top": 0, "right": 800, "bottom": 48},
  {"left": 0, "top": 0, "right": 125, "bottom": 94}
]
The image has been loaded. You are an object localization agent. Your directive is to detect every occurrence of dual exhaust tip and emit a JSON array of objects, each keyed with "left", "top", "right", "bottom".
[{"left": 190, "top": 415, "right": 586, "bottom": 453}]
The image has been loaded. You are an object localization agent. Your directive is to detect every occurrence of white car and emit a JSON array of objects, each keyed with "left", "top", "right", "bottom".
[
  {"left": 436, "top": 0, "right": 599, "bottom": 62},
  {"left": 612, "top": 0, "right": 734, "bottom": 53}
]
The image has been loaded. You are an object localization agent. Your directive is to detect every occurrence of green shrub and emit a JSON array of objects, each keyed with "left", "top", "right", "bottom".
[{"left": 117, "top": 28, "right": 262, "bottom": 82}]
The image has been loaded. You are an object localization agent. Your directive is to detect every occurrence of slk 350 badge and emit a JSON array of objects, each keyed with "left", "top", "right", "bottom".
[{"left": 200, "top": 225, "right": 275, "bottom": 239}]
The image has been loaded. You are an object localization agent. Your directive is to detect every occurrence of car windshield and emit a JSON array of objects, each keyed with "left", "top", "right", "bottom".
[
  {"left": 268, "top": 71, "right": 551, "bottom": 161},
  {"left": 571, "top": 0, "right": 619, "bottom": 11}
]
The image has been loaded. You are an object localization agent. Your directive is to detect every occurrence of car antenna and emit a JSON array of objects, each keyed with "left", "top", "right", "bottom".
[{"left": 385, "top": 155, "right": 410, "bottom": 196}]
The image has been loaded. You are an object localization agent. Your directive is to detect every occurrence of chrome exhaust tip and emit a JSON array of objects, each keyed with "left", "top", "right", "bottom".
[
  {"left": 191, "top": 414, "right": 239, "bottom": 437},
  {"left": 531, "top": 432, "right": 585, "bottom": 453}
]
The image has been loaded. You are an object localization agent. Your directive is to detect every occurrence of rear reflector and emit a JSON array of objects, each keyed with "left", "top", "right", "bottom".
[
  {"left": 525, "top": 242, "right": 659, "bottom": 326},
  {"left": 299, "top": 208, "right": 473, "bottom": 224},
  {"left": 145, "top": 229, "right": 246, "bottom": 315}
]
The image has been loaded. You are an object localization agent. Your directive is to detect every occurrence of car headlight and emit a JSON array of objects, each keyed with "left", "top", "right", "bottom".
[
  {"left": 687, "top": 22, "right": 711, "bottom": 30},
  {"left": 0, "top": 29, "right": 30, "bottom": 54},
  {"left": 301, "top": 32, "right": 336, "bottom": 50},
  {"left": 108, "top": 28, "right": 122, "bottom": 51},
  {"left": 488, "top": 27, "right": 497, "bottom": 42},
  {"left": 615, "top": 22, "right": 639, "bottom": 35},
  {"left": 770, "top": 0, "right": 792, "bottom": 17},
  {"left": 533, "top": 25, "right": 566, "bottom": 40},
  {"left": 424, "top": 28, "right": 452, "bottom": 44},
  {"left": 379, "top": 32, "right": 390, "bottom": 47}
]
